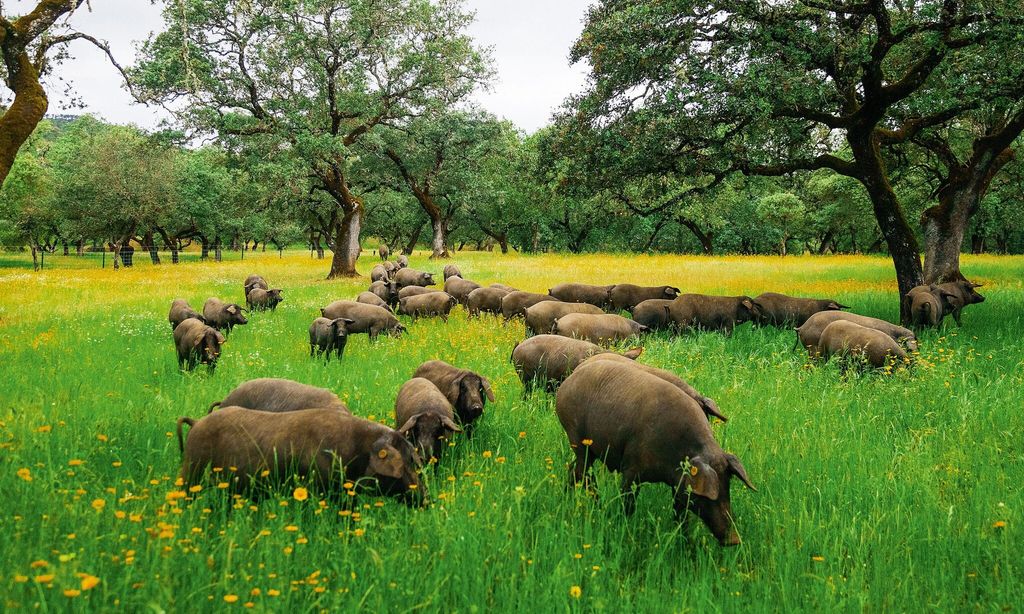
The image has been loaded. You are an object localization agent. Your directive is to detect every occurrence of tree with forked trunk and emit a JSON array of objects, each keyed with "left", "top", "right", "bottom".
[
  {"left": 132, "top": 0, "right": 489, "bottom": 278},
  {"left": 566, "top": 0, "right": 1024, "bottom": 323}
]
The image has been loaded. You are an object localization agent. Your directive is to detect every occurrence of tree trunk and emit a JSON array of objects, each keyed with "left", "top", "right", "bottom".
[
  {"left": 328, "top": 208, "right": 362, "bottom": 278},
  {"left": 110, "top": 241, "right": 122, "bottom": 270},
  {"left": 817, "top": 229, "right": 836, "bottom": 255},
  {"left": 499, "top": 236, "right": 509, "bottom": 254},
  {"left": 200, "top": 239, "right": 209, "bottom": 261},
  {"left": 171, "top": 246, "right": 180, "bottom": 264},
  {"left": 145, "top": 231, "right": 160, "bottom": 265},
  {"left": 403, "top": 221, "right": 425, "bottom": 256},
  {"left": 531, "top": 224, "right": 540, "bottom": 253},
  {"left": 62, "top": 241, "right": 69, "bottom": 256},
  {"left": 30, "top": 244, "right": 39, "bottom": 271},
  {"left": 921, "top": 169, "right": 992, "bottom": 284},
  {"left": 971, "top": 232, "right": 984, "bottom": 254},
  {"left": 0, "top": 51, "right": 48, "bottom": 188},
  {"left": 214, "top": 236, "right": 223, "bottom": 262},
  {"left": 679, "top": 218, "right": 713, "bottom": 254},
  {"left": 76, "top": 239, "right": 84, "bottom": 256},
  {"left": 429, "top": 217, "right": 449, "bottom": 259}
]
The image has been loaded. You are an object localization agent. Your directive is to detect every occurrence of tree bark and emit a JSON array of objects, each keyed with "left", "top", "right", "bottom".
[
  {"left": 403, "top": 221, "right": 425, "bottom": 256},
  {"left": 678, "top": 218, "right": 713, "bottom": 254},
  {"left": 144, "top": 231, "right": 160, "bottom": 265},
  {"left": 0, "top": 51, "right": 47, "bottom": 188},
  {"left": 30, "top": 244, "right": 39, "bottom": 271},
  {"left": 429, "top": 217, "right": 450, "bottom": 259},
  {"left": 76, "top": 239, "right": 84, "bottom": 256},
  {"left": 328, "top": 208, "right": 362, "bottom": 278},
  {"left": 214, "top": 236, "right": 223, "bottom": 262}
]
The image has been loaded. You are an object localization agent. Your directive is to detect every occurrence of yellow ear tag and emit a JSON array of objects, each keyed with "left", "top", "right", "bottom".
[
  {"left": 689, "top": 466, "right": 698, "bottom": 477},
  {"left": 378, "top": 449, "right": 388, "bottom": 459}
]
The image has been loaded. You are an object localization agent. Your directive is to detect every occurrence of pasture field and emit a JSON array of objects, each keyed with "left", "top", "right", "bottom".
[{"left": 0, "top": 251, "right": 1021, "bottom": 612}]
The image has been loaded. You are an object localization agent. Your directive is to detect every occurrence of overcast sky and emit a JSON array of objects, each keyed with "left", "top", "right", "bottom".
[{"left": 17, "top": 0, "right": 593, "bottom": 133}]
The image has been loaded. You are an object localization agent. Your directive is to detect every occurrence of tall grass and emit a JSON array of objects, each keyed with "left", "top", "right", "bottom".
[{"left": 0, "top": 251, "right": 1021, "bottom": 611}]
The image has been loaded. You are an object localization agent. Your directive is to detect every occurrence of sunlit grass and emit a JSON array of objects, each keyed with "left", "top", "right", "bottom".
[{"left": 0, "top": 250, "right": 1021, "bottom": 611}]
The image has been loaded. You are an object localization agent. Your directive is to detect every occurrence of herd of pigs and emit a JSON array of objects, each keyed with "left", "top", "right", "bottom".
[{"left": 165, "top": 256, "right": 985, "bottom": 546}]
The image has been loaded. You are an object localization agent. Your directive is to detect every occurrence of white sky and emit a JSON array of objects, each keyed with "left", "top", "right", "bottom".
[{"left": 7, "top": 0, "right": 592, "bottom": 133}]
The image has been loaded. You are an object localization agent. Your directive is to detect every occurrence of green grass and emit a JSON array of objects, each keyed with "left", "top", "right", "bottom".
[{"left": 0, "top": 251, "right": 1021, "bottom": 611}]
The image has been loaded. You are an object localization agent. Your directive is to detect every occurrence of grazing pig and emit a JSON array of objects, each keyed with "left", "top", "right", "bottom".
[
  {"left": 173, "top": 318, "right": 226, "bottom": 371},
  {"left": 666, "top": 294, "right": 760, "bottom": 335},
  {"left": 501, "top": 291, "right": 560, "bottom": 321},
  {"left": 443, "top": 276, "right": 482, "bottom": 307},
  {"left": 630, "top": 299, "right": 675, "bottom": 331},
  {"left": 796, "top": 311, "right": 918, "bottom": 354},
  {"left": 399, "top": 292, "right": 458, "bottom": 322},
  {"left": 383, "top": 261, "right": 397, "bottom": 277},
  {"left": 396, "top": 254, "right": 409, "bottom": 269},
  {"left": 556, "top": 360, "right": 755, "bottom": 545},
  {"left": 357, "top": 291, "right": 393, "bottom": 313},
  {"left": 243, "top": 274, "right": 268, "bottom": 296},
  {"left": 209, "top": 378, "right": 350, "bottom": 414},
  {"left": 579, "top": 353, "right": 727, "bottom": 422},
  {"left": 399, "top": 285, "right": 435, "bottom": 300},
  {"left": 246, "top": 287, "right": 283, "bottom": 311},
  {"left": 552, "top": 312, "right": 649, "bottom": 345},
  {"left": 369, "top": 280, "right": 399, "bottom": 307},
  {"left": 525, "top": 301, "right": 605, "bottom": 336},
  {"left": 169, "top": 298, "right": 205, "bottom": 330},
  {"left": 817, "top": 320, "right": 909, "bottom": 369},
  {"left": 203, "top": 298, "right": 249, "bottom": 333},
  {"left": 370, "top": 264, "right": 390, "bottom": 283},
  {"left": 176, "top": 407, "right": 425, "bottom": 505},
  {"left": 934, "top": 280, "right": 985, "bottom": 325},
  {"left": 379, "top": 244, "right": 390, "bottom": 260},
  {"left": 907, "top": 285, "right": 958, "bottom": 328},
  {"left": 309, "top": 316, "right": 353, "bottom": 360},
  {"left": 394, "top": 378, "right": 462, "bottom": 460},
  {"left": 321, "top": 301, "right": 406, "bottom": 340},
  {"left": 412, "top": 360, "right": 495, "bottom": 433},
  {"left": 608, "top": 284, "right": 681, "bottom": 312},
  {"left": 443, "top": 264, "right": 462, "bottom": 280},
  {"left": 466, "top": 286, "right": 510, "bottom": 316},
  {"left": 510, "top": 334, "right": 643, "bottom": 392},
  {"left": 751, "top": 292, "right": 848, "bottom": 327},
  {"left": 393, "top": 268, "right": 436, "bottom": 289},
  {"left": 548, "top": 283, "right": 616, "bottom": 309}
]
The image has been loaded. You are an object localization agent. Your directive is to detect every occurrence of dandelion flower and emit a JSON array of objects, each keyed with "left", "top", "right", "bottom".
[
  {"left": 81, "top": 575, "right": 100, "bottom": 591},
  {"left": 581, "top": 439, "right": 593, "bottom": 447},
  {"left": 64, "top": 589, "right": 81, "bottom": 597},
  {"left": 993, "top": 521, "right": 1007, "bottom": 529},
  {"left": 293, "top": 487, "right": 309, "bottom": 502},
  {"left": 569, "top": 585, "right": 582, "bottom": 598},
  {"left": 68, "top": 459, "right": 84, "bottom": 467},
  {"left": 91, "top": 499, "right": 106, "bottom": 511},
  {"left": 16, "top": 467, "right": 32, "bottom": 482},
  {"left": 224, "top": 594, "right": 239, "bottom": 603}
]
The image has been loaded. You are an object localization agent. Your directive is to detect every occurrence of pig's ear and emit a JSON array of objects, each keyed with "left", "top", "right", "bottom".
[
  {"left": 215, "top": 331, "right": 226, "bottom": 344},
  {"left": 623, "top": 347, "right": 643, "bottom": 360},
  {"left": 441, "top": 416, "right": 463, "bottom": 433},
  {"left": 686, "top": 456, "right": 720, "bottom": 500},
  {"left": 227, "top": 305, "right": 238, "bottom": 315},
  {"left": 828, "top": 301, "right": 848, "bottom": 310},
  {"left": 397, "top": 415, "right": 419, "bottom": 435},
  {"left": 741, "top": 298, "right": 754, "bottom": 310},
  {"left": 480, "top": 377, "right": 495, "bottom": 402},
  {"left": 726, "top": 454, "right": 756, "bottom": 491},
  {"left": 369, "top": 443, "right": 405, "bottom": 478}
]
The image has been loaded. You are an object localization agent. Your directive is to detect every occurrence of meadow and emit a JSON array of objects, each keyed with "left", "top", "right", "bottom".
[{"left": 0, "top": 250, "right": 1021, "bottom": 612}]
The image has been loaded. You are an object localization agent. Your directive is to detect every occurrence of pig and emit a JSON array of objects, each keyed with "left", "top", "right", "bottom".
[
  {"left": 500, "top": 291, "right": 560, "bottom": 321},
  {"left": 412, "top": 360, "right": 495, "bottom": 433},
  {"left": 751, "top": 292, "right": 848, "bottom": 327},
  {"left": 490, "top": 283, "right": 518, "bottom": 292},
  {"left": 176, "top": 407, "right": 425, "bottom": 506},
  {"left": 398, "top": 292, "right": 458, "bottom": 322},
  {"left": 383, "top": 261, "right": 397, "bottom": 277},
  {"left": 369, "top": 280, "right": 399, "bottom": 307},
  {"left": 393, "top": 268, "right": 436, "bottom": 289},
  {"left": 578, "top": 353, "right": 727, "bottom": 422},
  {"left": 321, "top": 300, "right": 406, "bottom": 340},
  {"left": 203, "top": 297, "right": 249, "bottom": 333},
  {"left": 666, "top": 294, "right": 760, "bottom": 335},
  {"left": 934, "top": 280, "right": 985, "bottom": 325},
  {"left": 556, "top": 360, "right": 755, "bottom": 545},
  {"left": 208, "top": 378, "right": 350, "bottom": 414},
  {"left": 466, "top": 286, "right": 510, "bottom": 316},
  {"left": 246, "top": 287, "right": 283, "bottom": 311},
  {"left": 552, "top": 312, "right": 649, "bottom": 345},
  {"left": 907, "top": 285, "right": 958, "bottom": 328},
  {"left": 796, "top": 311, "right": 918, "bottom": 355},
  {"left": 443, "top": 264, "right": 462, "bottom": 280},
  {"left": 370, "top": 264, "right": 390, "bottom": 283},
  {"left": 510, "top": 334, "right": 644, "bottom": 392},
  {"left": 173, "top": 317, "right": 226, "bottom": 371},
  {"left": 548, "top": 283, "right": 616, "bottom": 309},
  {"left": 817, "top": 320, "right": 909, "bottom": 369},
  {"left": 357, "top": 291, "right": 393, "bottom": 313},
  {"left": 243, "top": 274, "right": 268, "bottom": 296},
  {"left": 399, "top": 285, "right": 436, "bottom": 300},
  {"left": 524, "top": 301, "right": 605, "bottom": 336},
  {"left": 379, "top": 244, "right": 390, "bottom": 260},
  {"left": 629, "top": 299, "right": 675, "bottom": 331},
  {"left": 169, "top": 298, "right": 206, "bottom": 330},
  {"left": 394, "top": 377, "right": 462, "bottom": 460},
  {"left": 608, "top": 284, "right": 681, "bottom": 312},
  {"left": 443, "top": 276, "right": 482, "bottom": 307},
  {"left": 396, "top": 254, "right": 409, "bottom": 269},
  {"left": 309, "top": 316, "right": 353, "bottom": 360}
]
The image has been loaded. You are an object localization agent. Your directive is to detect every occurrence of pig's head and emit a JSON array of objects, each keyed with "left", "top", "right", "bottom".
[
  {"left": 368, "top": 431, "right": 426, "bottom": 506},
  {"left": 388, "top": 321, "right": 408, "bottom": 337},
  {"left": 960, "top": 281, "right": 985, "bottom": 305},
  {"left": 422, "top": 273, "right": 436, "bottom": 286},
  {"left": 736, "top": 297, "right": 761, "bottom": 324},
  {"left": 446, "top": 372, "right": 495, "bottom": 426},
  {"left": 823, "top": 299, "right": 849, "bottom": 311},
  {"left": 267, "top": 289, "right": 284, "bottom": 306},
  {"left": 676, "top": 452, "right": 755, "bottom": 546},
  {"left": 226, "top": 304, "right": 248, "bottom": 326},
  {"left": 398, "top": 412, "right": 462, "bottom": 462},
  {"left": 197, "top": 328, "right": 226, "bottom": 365},
  {"left": 663, "top": 286, "right": 682, "bottom": 299}
]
